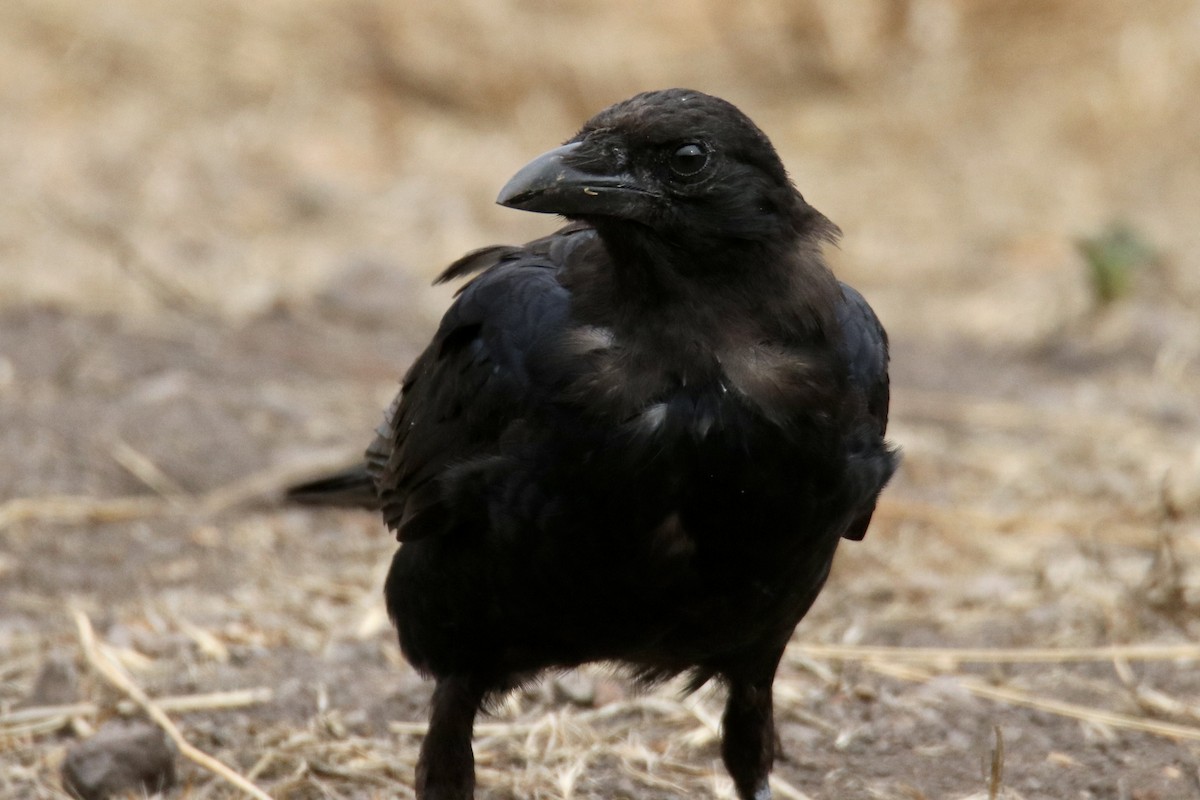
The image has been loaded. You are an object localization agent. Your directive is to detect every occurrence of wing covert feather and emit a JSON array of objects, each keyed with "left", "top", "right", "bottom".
[{"left": 366, "top": 244, "right": 577, "bottom": 539}]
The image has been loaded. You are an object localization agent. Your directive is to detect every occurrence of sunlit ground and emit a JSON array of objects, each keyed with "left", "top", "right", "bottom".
[{"left": 1, "top": 2, "right": 1198, "bottom": 797}]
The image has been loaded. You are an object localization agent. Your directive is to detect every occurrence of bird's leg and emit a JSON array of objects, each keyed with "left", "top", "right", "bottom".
[
  {"left": 416, "top": 675, "right": 485, "bottom": 800},
  {"left": 721, "top": 669, "right": 780, "bottom": 800}
]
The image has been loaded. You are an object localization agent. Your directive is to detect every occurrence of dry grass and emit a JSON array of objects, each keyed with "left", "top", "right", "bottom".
[
  {"left": 71, "top": 610, "right": 273, "bottom": 800},
  {"left": 1, "top": 1, "right": 1199, "bottom": 798}
]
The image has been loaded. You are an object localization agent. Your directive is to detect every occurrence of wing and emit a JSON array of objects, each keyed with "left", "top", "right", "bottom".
[
  {"left": 835, "top": 282, "right": 898, "bottom": 540},
  {"left": 836, "top": 282, "right": 891, "bottom": 437},
  {"left": 365, "top": 226, "right": 594, "bottom": 540}
]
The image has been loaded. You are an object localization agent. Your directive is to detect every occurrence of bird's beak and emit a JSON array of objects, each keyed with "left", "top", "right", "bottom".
[{"left": 496, "top": 142, "right": 657, "bottom": 218}]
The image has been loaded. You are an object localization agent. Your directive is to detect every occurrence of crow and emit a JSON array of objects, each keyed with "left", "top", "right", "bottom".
[{"left": 287, "top": 88, "right": 897, "bottom": 800}]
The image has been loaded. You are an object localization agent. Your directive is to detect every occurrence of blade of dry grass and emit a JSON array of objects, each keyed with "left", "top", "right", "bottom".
[
  {"left": 795, "top": 642, "right": 1200, "bottom": 665},
  {"left": 869, "top": 661, "right": 1200, "bottom": 742},
  {"left": 198, "top": 451, "right": 360, "bottom": 514},
  {"left": 895, "top": 388, "right": 1168, "bottom": 437},
  {"left": 0, "top": 450, "right": 359, "bottom": 532},
  {"left": 388, "top": 695, "right": 709, "bottom": 740},
  {"left": 72, "top": 609, "right": 273, "bottom": 800},
  {"left": 872, "top": 497, "right": 1176, "bottom": 551},
  {"left": 0, "top": 703, "right": 98, "bottom": 740},
  {"left": 987, "top": 725, "right": 1004, "bottom": 800},
  {"left": 770, "top": 774, "right": 815, "bottom": 800},
  {"left": 109, "top": 437, "right": 188, "bottom": 500},
  {"left": 0, "top": 688, "right": 273, "bottom": 739},
  {"left": 0, "top": 495, "right": 167, "bottom": 530}
]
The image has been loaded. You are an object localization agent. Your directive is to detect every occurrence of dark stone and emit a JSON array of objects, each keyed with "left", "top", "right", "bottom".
[{"left": 61, "top": 721, "right": 176, "bottom": 800}]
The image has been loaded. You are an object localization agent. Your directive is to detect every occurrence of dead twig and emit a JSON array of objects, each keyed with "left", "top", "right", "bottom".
[{"left": 72, "top": 610, "right": 273, "bottom": 800}]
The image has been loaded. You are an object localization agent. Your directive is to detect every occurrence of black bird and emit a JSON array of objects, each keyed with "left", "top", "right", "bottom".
[{"left": 288, "top": 88, "right": 897, "bottom": 800}]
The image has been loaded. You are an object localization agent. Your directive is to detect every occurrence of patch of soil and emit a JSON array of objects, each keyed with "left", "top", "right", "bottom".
[{"left": 3, "top": 302, "right": 1198, "bottom": 800}]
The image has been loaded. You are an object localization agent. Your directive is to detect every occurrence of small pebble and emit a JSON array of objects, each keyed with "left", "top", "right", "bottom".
[{"left": 61, "top": 721, "right": 176, "bottom": 800}]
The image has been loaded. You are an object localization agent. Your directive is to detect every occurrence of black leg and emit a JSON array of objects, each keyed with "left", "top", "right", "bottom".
[
  {"left": 416, "top": 676, "right": 486, "bottom": 800},
  {"left": 721, "top": 656, "right": 784, "bottom": 800}
]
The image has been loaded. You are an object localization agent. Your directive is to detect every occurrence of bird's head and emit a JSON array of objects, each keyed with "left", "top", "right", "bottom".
[{"left": 497, "top": 89, "right": 836, "bottom": 256}]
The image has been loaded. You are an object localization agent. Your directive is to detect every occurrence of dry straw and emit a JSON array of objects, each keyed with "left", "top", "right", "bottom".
[{"left": 71, "top": 610, "right": 273, "bottom": 800}]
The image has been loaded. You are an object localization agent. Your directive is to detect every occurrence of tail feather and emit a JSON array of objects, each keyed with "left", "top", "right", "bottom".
[{"left": 285, "top": 463, "right": 379, "bottom": 510}]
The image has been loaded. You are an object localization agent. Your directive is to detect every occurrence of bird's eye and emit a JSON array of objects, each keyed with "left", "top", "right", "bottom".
[{"left": 668, "top": 142, "right": 709, "bottom": 177}]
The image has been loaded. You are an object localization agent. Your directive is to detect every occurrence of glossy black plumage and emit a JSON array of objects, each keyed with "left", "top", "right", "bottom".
[{"left": 286, "top": 89, "right": 897, "bottom": 800}]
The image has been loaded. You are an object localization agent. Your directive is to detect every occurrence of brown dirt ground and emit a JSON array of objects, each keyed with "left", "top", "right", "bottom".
[{"left": 2, "top": 2, "right": 1199, "bottom": 798}]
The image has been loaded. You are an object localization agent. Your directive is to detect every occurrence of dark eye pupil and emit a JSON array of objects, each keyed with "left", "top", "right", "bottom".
[{"left": 670, "top": 143, "right": 707, "bottom": 176}]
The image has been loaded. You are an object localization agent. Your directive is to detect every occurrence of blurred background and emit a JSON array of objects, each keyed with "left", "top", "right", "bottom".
[{"left": 2, "top": 1, "right": 1199, "bottom": 798}]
